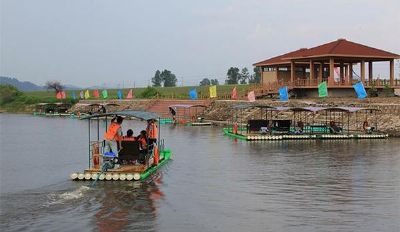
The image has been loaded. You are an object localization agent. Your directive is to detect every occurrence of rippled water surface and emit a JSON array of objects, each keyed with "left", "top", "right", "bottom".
[{"left": 1, "top": 114, "right": 399, "bottom": 231}]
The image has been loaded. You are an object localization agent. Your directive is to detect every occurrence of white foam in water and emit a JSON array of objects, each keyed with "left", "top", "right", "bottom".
[{"left": 47, "top": 186, "right": 91, "bottom": 205}]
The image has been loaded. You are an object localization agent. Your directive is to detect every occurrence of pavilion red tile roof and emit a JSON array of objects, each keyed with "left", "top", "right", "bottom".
[{"left": 254, "top": 39, "right": 400, "bottom": 66}]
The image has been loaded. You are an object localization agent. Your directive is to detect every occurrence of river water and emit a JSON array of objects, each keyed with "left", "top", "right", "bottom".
[{"left": 0, "top": 114, "right": 399, "bottom": 232}]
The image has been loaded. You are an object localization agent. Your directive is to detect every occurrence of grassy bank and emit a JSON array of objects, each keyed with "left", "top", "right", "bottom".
[{"left": 1, "top": 84, "right": 252, "bottom": 113}]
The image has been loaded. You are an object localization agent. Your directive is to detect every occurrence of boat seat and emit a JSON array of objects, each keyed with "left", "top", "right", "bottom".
[{"left": 118, "top": 141, "right": 141, "bottom": 162}]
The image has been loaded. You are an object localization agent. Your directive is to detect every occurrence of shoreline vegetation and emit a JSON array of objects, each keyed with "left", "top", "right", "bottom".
[{"left": 0, "top": 84, "right": 252, "bottom": 113}]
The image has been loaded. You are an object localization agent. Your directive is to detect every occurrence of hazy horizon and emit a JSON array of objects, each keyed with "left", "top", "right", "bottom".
[{"left": 1, "top": 0, "right": 400, "bottom": 88}]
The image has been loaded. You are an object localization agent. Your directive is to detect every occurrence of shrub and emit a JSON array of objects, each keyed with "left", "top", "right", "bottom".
[
  {"left": 140, "top": 87, "right": 159, "bottom": 98},
  {"left": 367, "top": 85, "right": 378, "bottom": 97}
]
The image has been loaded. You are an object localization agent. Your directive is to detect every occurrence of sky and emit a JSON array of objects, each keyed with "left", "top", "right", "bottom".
[{"left": 1, "top": 0, "right": 400, "bottom": 88}]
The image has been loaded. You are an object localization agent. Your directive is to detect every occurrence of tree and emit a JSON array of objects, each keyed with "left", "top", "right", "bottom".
[
  {"left": 0, "top": 84, "right": 22, "bottom": 105},
  {"left": 151, "top": 70, "right": 162, "bottom": 87},
  {"left": 248, "top": 67, "right": 261, "bottom": 84},
  {"left": 199, "top": 78, "right": 211, "bottom": 86},
  {"left": 45, "top": 81, "right": 63, "bottom": 93},
  {"left": 240, "top": 67, "right": 250, "bottom": 84},
  {"left": 225, "top": 67, "right": 240, "bottom": 84},
  {"left": 210, "top": 79, "right": 219, "bottom": 85},
  {"left": 161, "top": 69, "right": 177, "bottom": 87}
]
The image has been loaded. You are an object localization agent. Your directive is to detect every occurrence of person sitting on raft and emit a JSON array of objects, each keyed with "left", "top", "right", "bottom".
[
  {"left": 329, "top": 121, "right": 342, "bottom": 134},
  {"left": 294, "top": 121, "right": 304, "bottom": 134},
  {"left": 363, "top": 120, "right": 375, "bottom": 134},
  {"left": 121, "top": 129, "right": 136, "bottom": 141},
  {"left": 104, "top": 116, "right": 124, "bottom": 153},
  {"left": 136, "top": 130, "right": 148, "bottom": 164}
]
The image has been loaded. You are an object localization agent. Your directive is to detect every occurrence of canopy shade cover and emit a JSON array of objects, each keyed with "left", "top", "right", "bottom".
[{"left": 81, "top": 110, "right": 160, "bottom": 121}]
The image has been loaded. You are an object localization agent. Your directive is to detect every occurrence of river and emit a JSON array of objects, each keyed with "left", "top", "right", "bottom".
[{"left": 0, "top": 114, "right": 399, "bottom": 232}]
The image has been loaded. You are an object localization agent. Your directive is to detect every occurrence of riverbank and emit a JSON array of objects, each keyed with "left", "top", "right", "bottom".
[{"left": 2, "top": 96, "right": 400, "bottom": 136}]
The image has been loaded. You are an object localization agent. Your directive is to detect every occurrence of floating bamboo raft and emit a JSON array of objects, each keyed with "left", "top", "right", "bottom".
[{"left": 223, "top": 128, "right": 389, "bottom": 141}]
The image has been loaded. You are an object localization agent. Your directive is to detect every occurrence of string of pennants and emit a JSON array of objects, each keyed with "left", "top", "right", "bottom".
[
  {"left": 56, "top": 89, "right": 135, "bottom": 100},
  {"left": 56, "top": 82, "right": 368, "bottom": 101}
]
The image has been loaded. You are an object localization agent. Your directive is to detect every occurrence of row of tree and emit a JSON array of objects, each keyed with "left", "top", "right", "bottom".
[
  {"left": 225, "top": 67, "right": 261, "bottom": 85},
  {"left": 151, "top": 66, "right": 261, "bottom": 87}
]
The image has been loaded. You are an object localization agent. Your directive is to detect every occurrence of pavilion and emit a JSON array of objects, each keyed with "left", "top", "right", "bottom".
[{"left": 253, "top": 39, "right": 400, "bottom": 97}]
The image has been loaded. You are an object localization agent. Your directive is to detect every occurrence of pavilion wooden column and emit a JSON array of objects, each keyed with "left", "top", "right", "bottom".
[
  {"left": 318, "top": 62, "right": 323, "bottom": 83},
  {"left": 390, "top": 59, "right": 394, "bottom": 86},
  {"left": 309, "top": 60, "right": 314, "bottom": 85},
  {"left": 349, "top": 63, "right": 353, "bottom": 83},
  {"left": 340, "top": 62, "right": 344, "bottom": 85},
  {"left": 368, "top": 61, "right": 373, "bottom": 86},
  {"left": 260, "top": 66, "right": 264, "bottom": 85},
  {"left": 290, "top": 61, "right": 295, "bottom": 85},
  {"left": 328, "top": 58, "right": 335, "bottom": 86},
  {"left": 344, "top": 65, "right": 348, "bottom": 84},
  {"left": 360, "top": 60, "right": 366, "bottom": 84}
]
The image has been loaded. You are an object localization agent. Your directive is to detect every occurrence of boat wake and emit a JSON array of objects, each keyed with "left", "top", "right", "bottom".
[{"left": 46, "top": 186, "right": 91, "bottom": 205}]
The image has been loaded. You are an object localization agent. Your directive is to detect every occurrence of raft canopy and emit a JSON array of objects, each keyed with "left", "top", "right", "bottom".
[
  {"left": 232, "top": 104, "right": 380, "bottom": 112},
  {"left": 168, "top": 104, "right": 207, "bottom": 109},
  {"left": 81, "top": 110, "right": 160, "bottom": 121}
]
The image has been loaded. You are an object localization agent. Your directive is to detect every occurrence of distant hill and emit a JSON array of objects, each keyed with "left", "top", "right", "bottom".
[
  {"left": 0, "top": 76, "right": 44, "bottom": 91},
  {"left": 0, "top": 76, "right": 82, "bottom": 91}
]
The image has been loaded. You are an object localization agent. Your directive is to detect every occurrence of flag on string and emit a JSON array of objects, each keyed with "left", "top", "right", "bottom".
[
  {"left": 93, "top": 89, "right": 100, "bottom": 98},
  {"left": 279, "top": 86, "right": 289, "bottom": 101},
  {"left": 102, "top": 89, "right": 108, "bottom": 99},
  {"left": 318, "top": 81, "right": 328, "bottom": 97},
  {"left": 84, "top": 90, "right": 90, "bottom": 99},
  {"left": 353, "top": 82, "right": 367, "bottom": 99},
  {"left": 117, "top": 90, "right": 123, "bottom": 99},
  {"left": 72, "top": 91, "right": 77, "bottom": 100},
  {"left": 231, "top": 87, "right": 237, "bottom": 100},
  {"left": 80, "top": 91, "right": 84, "bottom": 99},
  {"left": 209, "top": 85, "right": 217, "bottom": 98},
  {"left": 56, "top": 91, "right": 62, "bottom": 99},
  {"left": 61, "top": 91, "right": 66, "bottom": 99},
  {"left": 126, "top": 89, "right": 133, "bottom": 99},
  {"left": 189, "top": 88, "right": 198, "bottom": 100},
  {"left": 247, "top": 91, "right": 256, "bottom": 102}
]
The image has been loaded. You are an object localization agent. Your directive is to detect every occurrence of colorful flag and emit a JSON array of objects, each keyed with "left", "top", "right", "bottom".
[
  {"left": 126, "top": 89, "right": 133, "bottom": 99},
  {"left": 209, "top": 85, "right": 217, "bottom": 98},
  {"left": 117, "top": 90, "right": 123, "bottom": 99},
  {"left": 84, "top": 90, "right": 90, "bottom": 99},
  {"left": 102, "top": 89, "right": 108, "bottom": 99},
  {"left": 56, "top": 91, "right": 62, "bottom": 99},
  {"left": 80, "top": 91, "right": 84, "bottom": 99},
  {"left": 61, "top": 91, "right": 66, "bottom": 99},
  {"left": 247, "top": 91, "right": 256, "bottom": 102},
  {"left": 72, "top": 91, "right": 77, "bottom": 100},
  {"left": 318, "top": 81, "right": 328, "bottom": 97},
  {"left": 353, "top": 82, "right": 367, "bottom": 99},
  {"left": 279, "top": 86, "right": 289, "bottom": 101},
  {"left": 93, "top": 89, "right": 100, "bottom": 98},
  {"left": 231, "top": 87, "right": 237, "bottom": 100},
  {"left": 189, "top": 88, "right": 198, "bottom": 100}
]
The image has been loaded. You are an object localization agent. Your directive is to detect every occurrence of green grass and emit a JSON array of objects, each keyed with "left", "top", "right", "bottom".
[{"left": 25, "top": 84, "right": 254, "bottom": 100}]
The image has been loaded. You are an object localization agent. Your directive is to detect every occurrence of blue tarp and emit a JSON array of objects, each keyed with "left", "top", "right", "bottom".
[
  {"left": 189, "top": 88, "right": 198, "bottom": 100},
  {"left": 353, "top": 82, "right": 367, "bottom": 99},
  {"left": 279, "top": 86, "right": 289, "bottom": 101}
]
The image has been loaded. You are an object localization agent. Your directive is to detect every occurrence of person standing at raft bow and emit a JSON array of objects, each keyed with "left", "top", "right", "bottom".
[
  {"left": 146, "top": 119, "right": 158, "bottom": 145},
  {"left": 104, "top": 116, "right": 124, "bottom": 153}
]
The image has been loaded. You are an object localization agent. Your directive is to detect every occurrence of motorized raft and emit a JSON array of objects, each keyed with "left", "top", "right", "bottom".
[{"left": 70, "top": 110, "right": 172, "bottom": 181}]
